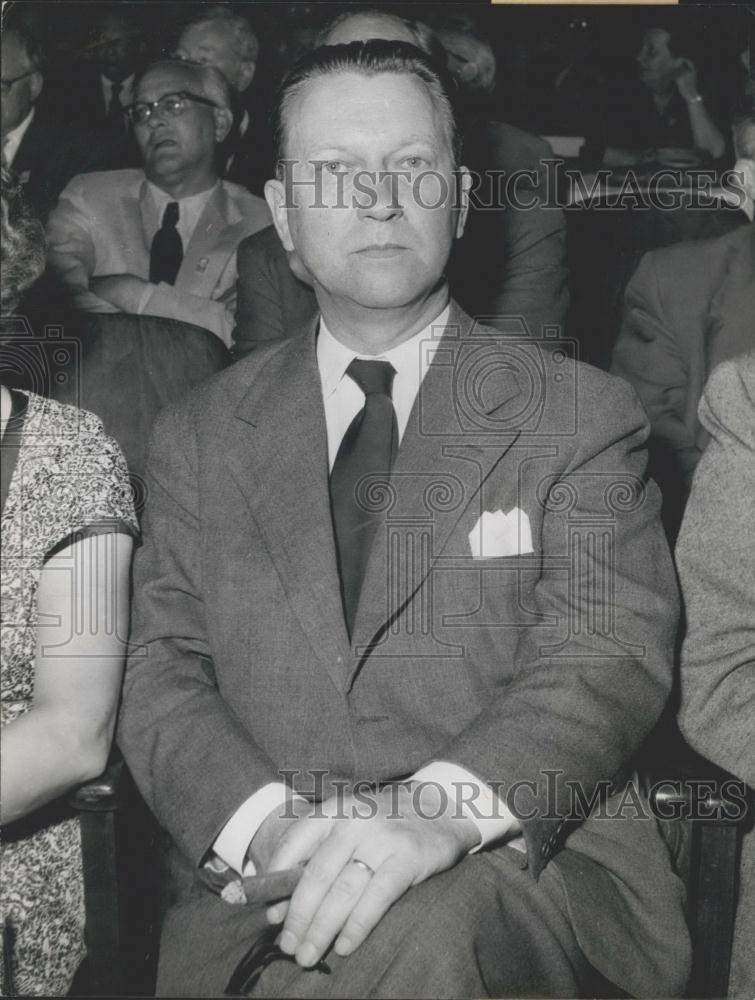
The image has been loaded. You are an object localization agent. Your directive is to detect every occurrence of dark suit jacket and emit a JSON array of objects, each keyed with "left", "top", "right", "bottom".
[
  {"left": 119, "top": 303, "right": 689, "bottom": 995},
  {"left": 448, "top": 120, "right": 568, "bottom": 336},
  {"left": 40, "top": 66, "right": 141, "bottom": 169},
  {"left": 232, "top": 122, "right": 568, "bottom": 358},
  {"left": 219, "top": 104, "right": 274, "bottom": 198},
  {"left": 611, "top": 222, "right": 755, "bottom": 535},
  {"left": 9, "top": 110, "right": 116, "bottom": 223}
]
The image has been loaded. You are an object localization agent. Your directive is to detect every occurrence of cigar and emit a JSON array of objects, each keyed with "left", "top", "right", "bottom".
[{"left": 221, "top": 866, "right": 304, "bottom": 907}]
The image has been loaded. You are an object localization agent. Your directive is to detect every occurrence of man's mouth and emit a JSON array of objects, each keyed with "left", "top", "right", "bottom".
[
  {"left": 151, "top": 138, "right": 178, "bottom": 151},
  {"left": 355, "top": 244, "right": 408, "bottom": 259}
]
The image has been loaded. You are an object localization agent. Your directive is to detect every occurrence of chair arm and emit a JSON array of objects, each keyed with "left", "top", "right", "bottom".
[
  {"left": 68, "top": 758, "right": 124, "bottom": 812},
  {"left": 640, "top": 736, "right": 752, "bottom": 827}
]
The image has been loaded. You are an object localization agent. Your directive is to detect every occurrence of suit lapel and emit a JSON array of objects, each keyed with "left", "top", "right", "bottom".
[
  {"left": 138, "top": 179, "right": 160, "bottom": 253},
  {"left": 349, "top": 304, "right": 522, "bottom": 669},
  {"left": 224, "top": 326, "right": 352, "bottom": 690},
  {"left": 177, "top": 183, "right": 239, "bottom": 296}
]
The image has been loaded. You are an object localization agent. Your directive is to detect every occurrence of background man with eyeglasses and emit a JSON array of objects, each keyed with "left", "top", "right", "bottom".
[
  {"left": 1, "top": 21, "right": 113, "bottom": 223},
  {"left": 45, "top": 58, "right": 270, "bottom": 346}
]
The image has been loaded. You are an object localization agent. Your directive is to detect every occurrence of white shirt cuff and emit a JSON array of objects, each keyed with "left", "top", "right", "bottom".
[
  {"left": 212, "top": 782, "right": 303, "bottom": 875},
  {"left": 410, "top": 761, "right": 521, "bottom": 852}
]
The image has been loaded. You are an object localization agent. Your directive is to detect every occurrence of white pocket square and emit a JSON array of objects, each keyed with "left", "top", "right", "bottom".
[{"left": 468, "top": 508, "right": 534, "bottom": 559}]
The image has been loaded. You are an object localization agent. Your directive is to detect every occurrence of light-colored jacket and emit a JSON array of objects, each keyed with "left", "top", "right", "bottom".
[{"left": 45, "top": 169, "right": 270, "bottom": 346}]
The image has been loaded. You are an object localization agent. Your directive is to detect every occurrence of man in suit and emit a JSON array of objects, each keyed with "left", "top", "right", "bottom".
[
  {"left": 677, "top": 352, "right": 755, "bottom": 999},
  {"left": 45, "top": 59, "right": 270, "bottom": 347},
  {"left": 1, "top": 24, "right": 113, "bottom": 222},
  {"left": 42, "top": 5, "right": 146, "bottom": 169},
  {"left": 610, "top": 112, "right": 754, "bottom": 537},
  {"left": 175, "top": 6, "right": 272, "bottom": 197},
  {"left": 119, "top": 42, "right": 690, "bottom": 997},
  {"left": 232, "top": 10, "right": 568, "bottom": 359}
]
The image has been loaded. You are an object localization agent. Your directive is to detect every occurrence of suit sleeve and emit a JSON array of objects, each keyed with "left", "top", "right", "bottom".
[
  {"left": 490, "top": 157, "right": 568, "bottom": 337},
  {"left": 117, "top": 403, "right": 284, "bottom": 867},
  {"left": 611, "top": 252, "right": 700, "bottom": 482},
  {"left": 232, "top": 231, "right": 287, "bottom": 359},
  {"left": 677, "top": 358, "right": 755, "bottom": 787},
  {"left": 45, "top": 175, "right": 119, "bottom": 314},
  {"left": 442, "top": 375, "right": 678, "bottom": 874}
]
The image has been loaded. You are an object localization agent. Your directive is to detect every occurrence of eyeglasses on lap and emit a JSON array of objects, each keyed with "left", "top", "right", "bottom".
[{"left": 126, "top": 91, "right": 217, "bottom": 125}]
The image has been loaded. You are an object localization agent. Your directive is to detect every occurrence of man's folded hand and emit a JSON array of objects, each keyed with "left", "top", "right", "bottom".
[{"left": 264, "top": 782, "right": 479, "bottom": 969}]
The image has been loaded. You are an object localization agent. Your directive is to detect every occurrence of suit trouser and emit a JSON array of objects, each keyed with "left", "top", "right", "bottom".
[{"left": 157, "top": 846, "right": 591, "bottom": 999}]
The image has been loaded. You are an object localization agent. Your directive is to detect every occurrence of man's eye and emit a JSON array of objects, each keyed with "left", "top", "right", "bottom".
[
  {"left": 325, "top": 161, "right": 346, "bottom": 174},
  {"left": 402, "top": 156, "right": 427, "bottom": 170}
]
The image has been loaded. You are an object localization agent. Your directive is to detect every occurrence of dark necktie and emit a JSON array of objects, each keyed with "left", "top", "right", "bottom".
[
  {"left": 330, "top": 359, "right": 398, "bottom": 637},
  {"left": 149, "top": 202, "right": 183, "bottom": 286},
  {"left": 107, "top": 80, "right": 124, "bottom": 130}
]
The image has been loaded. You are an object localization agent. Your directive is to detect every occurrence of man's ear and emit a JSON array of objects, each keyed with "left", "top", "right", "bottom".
[
  {"left": 454, "top": 166, "right": 473, "bottom": 240},
  {"left": 264, "top": 177, "right": 295, "bottom": 252},
  {"left": 733, "top": 156, "right": 755, "bottom": 203},
  {"left": 29, "top": 70, "right": 44, "bottom": 104},
  {"left": 213, "top": 106, "right": 233, "bottom": 144},
  {"left": 237, "top": 58, "right": 256, "bottom": 93}
]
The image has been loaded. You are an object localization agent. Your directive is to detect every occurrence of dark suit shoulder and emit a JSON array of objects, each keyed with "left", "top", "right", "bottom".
[
  {"left": 237, "top": 224, "right": 283, "bottom": 264},
  {"left": 478, "top": 120, "right": 552, "bottom": 172}
]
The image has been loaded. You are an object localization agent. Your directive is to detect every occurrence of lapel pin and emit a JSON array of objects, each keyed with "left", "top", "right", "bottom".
[{"left": 196, "top": 257, "right": 209, "bottom": 273}]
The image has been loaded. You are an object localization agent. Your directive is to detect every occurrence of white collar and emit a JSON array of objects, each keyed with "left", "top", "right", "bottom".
[
  {"left": 2, "top": 107, "right": 35, "bottom": 158},
  {"left": 317, "top": 303, "right": 451, "bottom": 401},
  {"left": 146, "top": 178, "right": 219, "bottom": 212}
]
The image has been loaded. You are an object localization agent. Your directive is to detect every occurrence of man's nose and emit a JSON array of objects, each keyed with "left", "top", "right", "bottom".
[
  {"left": 146, "top": 109, "right": 168, "bottom": 128},
  {"left": 358, "top": 171, "right": 405, "bottom": 222}
]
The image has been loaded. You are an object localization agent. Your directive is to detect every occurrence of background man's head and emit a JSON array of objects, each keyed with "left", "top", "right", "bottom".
[
  {"left": 176, "top": 6, "right": 259, "bottom": 96},
  {"left": 427, "top": 12, "right": 496, "bottom": 102},
  {"left": 87, "top": 7, "right": 146, "bottom": 83},
  {"left": 732, "top": 100, "right": 755, "bottom": 219},
  {"left": 131, "top": 59, "right": 232, "bottom": 193},
  {"left": 1, "top": 26, "right": 44, "bottom": 135},
  {"left": 266, "top": 40, "right": 468, "bottom": 316},
  {"left": 319, "top": 8, "right": 439, "bottom": 58}
]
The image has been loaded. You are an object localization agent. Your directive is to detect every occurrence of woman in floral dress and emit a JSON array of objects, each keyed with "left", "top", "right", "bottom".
[{"left": 0, "top": 171, "right": 138, "bottom": 995}]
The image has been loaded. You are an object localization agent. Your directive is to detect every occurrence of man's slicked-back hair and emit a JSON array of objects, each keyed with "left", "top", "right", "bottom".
[
  {"left": 133, "top": 58, "right": 232, "bottom": 115},
  {"left": 271, "top": 40, "right": 462, "bottom": 169}
]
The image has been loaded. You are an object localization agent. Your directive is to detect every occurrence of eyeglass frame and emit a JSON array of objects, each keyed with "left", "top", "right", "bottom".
[
  {"left": 126, "top": 90, "right": 218, "bottom": 125},
  {"left": 0, "top": 69, "right": 37, "bottom": 95}
]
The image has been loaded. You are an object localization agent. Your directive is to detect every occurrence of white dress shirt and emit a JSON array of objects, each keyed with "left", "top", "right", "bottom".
[
  {"left": 134, "top": 182, "right": 219, "bottom": 314},
  {"left": 2, "top": 108, "right": 34, "bottom": 169},
  {"left": 212, "top": 304, "right": 522, "bottom": 875}
]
